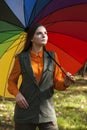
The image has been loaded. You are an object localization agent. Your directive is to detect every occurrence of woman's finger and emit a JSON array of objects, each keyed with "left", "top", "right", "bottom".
[{"left": 16, "top": 93, "right": 29, "bottom": 109}]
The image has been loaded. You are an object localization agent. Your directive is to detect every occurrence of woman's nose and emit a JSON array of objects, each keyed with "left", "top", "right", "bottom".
[{"left": 42, "top": 33, "right": 45, "bottom": 38}]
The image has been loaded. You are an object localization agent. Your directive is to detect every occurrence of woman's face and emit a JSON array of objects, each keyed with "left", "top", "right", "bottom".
[{"left": 31, "top": 26, "right": 48, "bottom": 47}]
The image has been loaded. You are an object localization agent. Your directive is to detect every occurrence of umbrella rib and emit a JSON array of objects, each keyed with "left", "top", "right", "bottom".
[
  {"left": 7, "top": 42, "right": 24, "bottom": 52},
  {"left": 0, "top": 33, "right": 24, "bottom": 58},
  {"left": 0, "top": 38, "right": 25, "bottom": 56},
  {"left": 42, "top": 21, "right": 87, "bottom": 42},
  {"left": 27, "top": 0, "right": 38, "bottom": 26},
  {"left": 43, "top": 20, "right": 87, "bottom": 26},
  {"left": 41, "top": 2, "right": 87, "bottom": 22},
  {"left": 0, "top": 38, "right": 21, "bottom": 45},
  {"left": 48, "top": 40, "right": 83, "bottom": 65},
  {"left": 29, "top": 0, "right": 51, "bottom": 25},
  {"left": 3, "top": 34, "right": 25, "bottom": 98},
  {"left": 0, "top": 19, "right": 24, "bottom": 29},
  {"left": 48, "top": 30, "right": 87, "bottom": 43},
  {"left": 0, "top": 30, "right": 23, "bottom": 33},
  {"left": 36, "top": 2, "right": 87, "bottom": 24}
]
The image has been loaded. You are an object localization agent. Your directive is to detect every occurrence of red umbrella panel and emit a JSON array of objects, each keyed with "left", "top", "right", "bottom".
[{"left": 37, "top": 2, "right": 87, "bottom": 74}]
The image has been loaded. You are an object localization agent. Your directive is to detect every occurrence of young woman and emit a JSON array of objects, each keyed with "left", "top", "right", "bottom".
[{"left": 8, "top": 24, "right": 75, "bottom": 130}]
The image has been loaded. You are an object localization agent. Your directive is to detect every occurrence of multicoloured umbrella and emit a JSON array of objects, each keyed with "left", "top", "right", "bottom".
[{"left": 0, "top": 0, "right": 87, "bottom": 98}]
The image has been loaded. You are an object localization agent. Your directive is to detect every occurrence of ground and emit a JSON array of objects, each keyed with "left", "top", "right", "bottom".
[{"left": 0, "top": 74, "right": 87, "bottom": 130}]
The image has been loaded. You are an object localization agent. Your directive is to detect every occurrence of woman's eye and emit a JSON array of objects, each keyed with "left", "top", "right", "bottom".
[
  {"left": 37, "top": 32, "right": 42, "bottom": 35},
  {"left": 36, "top": 31, "right": 47, "bottom": 35}
]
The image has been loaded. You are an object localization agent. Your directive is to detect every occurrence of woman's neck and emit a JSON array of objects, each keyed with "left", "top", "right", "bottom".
[{"left": 31, "top": 45, "right": 43, "bottom": 54}]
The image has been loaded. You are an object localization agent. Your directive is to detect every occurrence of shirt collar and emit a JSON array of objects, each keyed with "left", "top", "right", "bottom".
[{"left": 30, "top": 49, "right": 43, "bottom": 58}]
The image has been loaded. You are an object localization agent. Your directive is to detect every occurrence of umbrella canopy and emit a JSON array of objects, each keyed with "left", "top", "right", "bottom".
[{"left": 0, "top": 0, "right": 87, "bottom": 98}]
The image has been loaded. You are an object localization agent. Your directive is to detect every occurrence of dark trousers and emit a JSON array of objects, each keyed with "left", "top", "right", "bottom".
[{"left": 15, "top": 121, "right": 58, "bottom": 130}]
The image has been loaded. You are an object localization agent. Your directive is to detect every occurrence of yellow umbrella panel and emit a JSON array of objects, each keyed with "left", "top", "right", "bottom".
[{"left": 0, "top": 32, "right": 27, "bottom": 98}]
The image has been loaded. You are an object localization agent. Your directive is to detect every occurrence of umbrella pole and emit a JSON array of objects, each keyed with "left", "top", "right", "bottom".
[
  {"left": 44, "top": 47, "right": 75, "bottom": 83},
  {"left": 44, "top": 48, "right": 67, "bottom": 75}
]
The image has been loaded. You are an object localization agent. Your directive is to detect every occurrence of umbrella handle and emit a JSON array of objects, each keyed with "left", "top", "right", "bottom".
[{"left": 44, "top": 47, "right": 75, "bottom": 83}]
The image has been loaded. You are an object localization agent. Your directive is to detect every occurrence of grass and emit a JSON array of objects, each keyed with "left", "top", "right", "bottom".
[
  {"left": 0, "top": 99, "right": 15, "bottom": 130},
  {"left": 54, "top": 87, "right": 87, "bottom": 129},
  {"left": 0, "top": 75, "right": 87, "bottom": 130},
  {"left": 55, "top": 75, "right": 87, "bottom": 130}
]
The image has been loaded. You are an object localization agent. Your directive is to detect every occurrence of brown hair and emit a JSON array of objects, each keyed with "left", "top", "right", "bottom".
[{"left": 23, "top": 23, "right": 43, "bottom": 52}]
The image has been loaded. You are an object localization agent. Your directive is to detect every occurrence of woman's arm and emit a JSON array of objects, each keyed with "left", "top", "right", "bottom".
[{"left": 8, "top": 56, "right": 21, "bottom": 96}]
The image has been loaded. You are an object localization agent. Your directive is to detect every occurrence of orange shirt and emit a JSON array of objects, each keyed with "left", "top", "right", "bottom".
[{"left": 8, "top": 50, "right": 66, "bottom": 97}]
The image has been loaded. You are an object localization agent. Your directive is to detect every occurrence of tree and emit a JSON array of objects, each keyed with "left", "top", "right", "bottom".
[{"left": 78, "top": 60, "right": 87, "bottom": 77}]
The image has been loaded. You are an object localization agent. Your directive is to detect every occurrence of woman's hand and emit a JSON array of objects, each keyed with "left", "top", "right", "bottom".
[
  {"left": 15, "top": 93, "right": 29, "bottom": 109},
  {"left": 64, "top": 72, "right": 75, "bottom": 87}
]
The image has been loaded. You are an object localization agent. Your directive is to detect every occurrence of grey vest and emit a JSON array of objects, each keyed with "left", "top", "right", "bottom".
[{"left": 14, "top": 50, "right": 57, "bottom": 123}]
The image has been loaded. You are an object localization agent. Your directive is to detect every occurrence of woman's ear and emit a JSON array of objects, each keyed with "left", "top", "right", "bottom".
[{"left": 31, "top": 39, "right": 33, "bottom": 42}]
